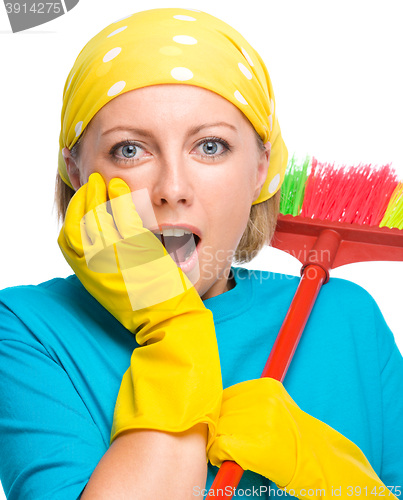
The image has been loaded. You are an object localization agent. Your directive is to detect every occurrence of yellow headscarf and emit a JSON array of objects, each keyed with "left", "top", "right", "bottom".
[{"left": 58, "top": 7, "right": 288, "bottom": 205}]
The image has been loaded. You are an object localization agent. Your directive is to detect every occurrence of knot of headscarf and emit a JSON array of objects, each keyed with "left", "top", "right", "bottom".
[{"left": 58, "top": 7, "right": 288, "bottom": 204}]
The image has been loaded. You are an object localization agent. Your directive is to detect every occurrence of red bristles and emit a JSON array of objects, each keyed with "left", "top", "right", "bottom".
[{"left": 300, "top": 158, "right": 399, "bottom": 225}]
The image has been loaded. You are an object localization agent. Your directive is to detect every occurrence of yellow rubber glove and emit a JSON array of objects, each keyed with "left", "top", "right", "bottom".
[
  {"left": 58, "top": 172, "right": 222, "bottom": 454},
  {"left": 208, "top": 378, "right": 397, "bottom": 499}
]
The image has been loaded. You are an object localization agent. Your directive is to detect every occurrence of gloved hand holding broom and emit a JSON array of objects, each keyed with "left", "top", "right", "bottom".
[{"left": 208, "top": 377, "right": 398, "bottom": 499}]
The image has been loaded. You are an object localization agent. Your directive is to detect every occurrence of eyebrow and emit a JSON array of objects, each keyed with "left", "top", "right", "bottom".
[{"left": 101, "top": 121, "right": 238, "bottom": 137}]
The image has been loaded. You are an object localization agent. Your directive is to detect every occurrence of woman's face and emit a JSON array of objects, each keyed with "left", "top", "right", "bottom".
[{"left": 63, "top": 84, "right": 270, "bottom": 300}]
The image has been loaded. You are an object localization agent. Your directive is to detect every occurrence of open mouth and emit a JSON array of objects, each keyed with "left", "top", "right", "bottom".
[{"left": 153, "top": 231, "right": 201, "bottom": 264}]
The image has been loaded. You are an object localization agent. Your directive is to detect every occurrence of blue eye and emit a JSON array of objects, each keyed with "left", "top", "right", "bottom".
[
  {"left": 196, "top": 137, "right": 230, "bottom": 159},
  {"left": 202, "top": 142, "right": 218, "bottom": 155},
  {"left": 109, "top": 140, "right": 148, "bottom": 164},
  {"left": 121, "top": 144, "right": 137, "bottom": 158}
]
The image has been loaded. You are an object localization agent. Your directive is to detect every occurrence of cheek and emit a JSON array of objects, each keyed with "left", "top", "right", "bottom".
[
  {"left": 208, "top": 196, "right": 250, "bottom": 252},
  {"left": 80, "top": 160, "right": 133, "bottom": 193},
  {"left": 79, "top": 151, "right": 98, "bottom": 185},
  {"left": 80, "top": 144, "right": 118, "bottom": 185},
  {"left": 219, "top": 168, "right": 255, "bottom": 216},
  {"left": 202, "top": 160, "right": 256, "bottom": 242}
]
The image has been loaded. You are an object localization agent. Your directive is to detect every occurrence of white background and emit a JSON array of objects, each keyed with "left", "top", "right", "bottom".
[{"left": 0, "top": 1, "right": 402, "bottom": 498}]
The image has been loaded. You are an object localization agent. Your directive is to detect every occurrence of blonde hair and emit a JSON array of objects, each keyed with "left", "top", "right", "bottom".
[{"left": 53, "top": 132, "right": 280, "bottom": 264}]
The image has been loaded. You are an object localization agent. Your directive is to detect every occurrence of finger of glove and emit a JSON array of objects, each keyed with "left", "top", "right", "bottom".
[
  {"left": 221, "top": 379, "right": 299, "bottom": 417},
  {"left": 107, "top": 178, "right": 185, "bottom": 303},
  {"left": 108, "top": 177, "right": 168, "bottom": 267},
  {"left": 215, "top": 399, "right": 265, "bottom": 438},
  {"left": 209, "top": 408, "right": 296, "bottom": 486},
  {"left": 108, "top": 178, "right": 146, "bottom": 239},
  {"left": 85, "top": 173, "right": 121, "bottom": 247},
  {"left": 208, "top": 434, "right": 264, "bottom": 477},
  {"left": 218, "top": 380, "right": 294, "bottom": 441},
  {"left": 219, "top": 379, "right": 266, "bottom": 417},
  {"left": 209, "top": 432, "right": 293, "bottom": 486},
  {"left": 62, "top": 183, "right": 92, "bottom": 257},
  {"left": 208, "top": 435, "right": 237, "bottom": 468}
]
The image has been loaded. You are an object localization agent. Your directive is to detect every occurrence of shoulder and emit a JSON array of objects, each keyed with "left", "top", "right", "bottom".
[
  {"left": 315, "top": 276, "right": 387, "bottom": 338},
  {"left": 320, "top": 275, "right": 377, "bottom": 306},
  {"left": 0, "top": 274, "right": 82, "bottom": 304},
  {"left": 0, "top": 274, "right": 97, "bottom": 344},
  {"left": 0, "top": 274, "right": 128, "bottom": 352},
  {"left": 243, "top": 266, "right": 400, "bottom": 368},
  {"left": 239, "top": 265, "right": 377, "bottom": 312},
  {"left": 0, "top": 274, "right": 85, "bottom": 317},
  {"left": 239, "top": 265, "right": 386, "bottom": 339}
]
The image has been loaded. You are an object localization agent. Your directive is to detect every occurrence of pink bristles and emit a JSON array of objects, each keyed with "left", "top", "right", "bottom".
[{"left": 300, "top": 158, "right": 399, "bottom": 225}]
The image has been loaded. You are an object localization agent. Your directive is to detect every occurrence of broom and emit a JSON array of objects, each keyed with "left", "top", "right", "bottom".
[{"left": 205, "top": 155, "right": 403, "bottom": 499}]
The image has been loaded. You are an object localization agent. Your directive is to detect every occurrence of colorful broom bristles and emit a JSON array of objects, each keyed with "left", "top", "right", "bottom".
[{"left": 280, "top": 156, "right": 402, "bottom": 229}]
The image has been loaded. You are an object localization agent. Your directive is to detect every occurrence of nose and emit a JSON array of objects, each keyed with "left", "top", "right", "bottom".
[{"left": 151, "top": 154, "right": 194, "bottom": 208}]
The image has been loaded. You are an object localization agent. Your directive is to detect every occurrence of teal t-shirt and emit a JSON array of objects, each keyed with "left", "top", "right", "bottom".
[{"left": 0, "top": 266, "right": 402, "bottom": 499}]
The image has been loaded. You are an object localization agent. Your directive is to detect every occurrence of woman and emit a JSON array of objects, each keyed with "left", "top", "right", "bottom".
[{"left": 0, "top": 7, "right": 402, "bottom": 500}]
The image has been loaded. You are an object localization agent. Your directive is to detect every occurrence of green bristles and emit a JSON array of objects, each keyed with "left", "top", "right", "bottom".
[
  {"left": 380, "top": 183, "right": 403, "bottom": 229},
  {"left": 279, "top": 155, "right": 311, "bottom": 216}
]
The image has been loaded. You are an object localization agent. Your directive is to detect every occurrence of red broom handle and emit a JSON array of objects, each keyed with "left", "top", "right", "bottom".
[{"left": 205, "top": 229, "right": 341, "bottom": 499}]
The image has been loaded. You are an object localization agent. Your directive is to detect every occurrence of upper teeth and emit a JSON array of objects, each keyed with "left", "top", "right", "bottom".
[{"left": 160, "top": 228, "right": 192, "bottom": 237}]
